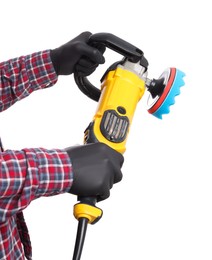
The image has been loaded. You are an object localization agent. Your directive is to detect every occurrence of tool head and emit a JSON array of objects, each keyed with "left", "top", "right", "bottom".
[{"left": 147, "top": 68, "right": 185, "bottom": 119}]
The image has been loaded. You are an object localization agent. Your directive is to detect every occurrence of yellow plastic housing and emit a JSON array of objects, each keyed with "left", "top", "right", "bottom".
[{"left": 92, "top": 67, "right": 146, "bottom": 154}]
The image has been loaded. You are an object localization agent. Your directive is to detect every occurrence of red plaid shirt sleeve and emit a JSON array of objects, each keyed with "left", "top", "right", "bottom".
[
  {"left": 0, "top": 148, "right": 73, "bottom": 222},
  {"left": 0, "top": 50, "right": 58, "bottom": 112}
]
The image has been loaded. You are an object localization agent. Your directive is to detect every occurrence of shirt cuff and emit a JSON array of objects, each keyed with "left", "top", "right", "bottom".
[
  {"left": 25, "top": 50, "right": 58, "bottom": 90},
  {"left": 23, "top": 148, "right": 73, "bottom": 198}
]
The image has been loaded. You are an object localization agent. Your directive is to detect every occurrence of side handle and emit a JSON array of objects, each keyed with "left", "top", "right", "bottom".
[{"left": 74, "top": 32, "right": 146, "bottom": 102}]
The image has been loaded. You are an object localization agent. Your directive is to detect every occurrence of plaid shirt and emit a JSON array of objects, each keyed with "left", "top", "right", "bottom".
[{"left": 0, "top": 51, "right": 73, "bottom": 259}]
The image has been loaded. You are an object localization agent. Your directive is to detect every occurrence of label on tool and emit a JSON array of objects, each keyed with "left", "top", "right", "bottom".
[{"left": 100, "top": 110, "right": 129, "bottom": 143}]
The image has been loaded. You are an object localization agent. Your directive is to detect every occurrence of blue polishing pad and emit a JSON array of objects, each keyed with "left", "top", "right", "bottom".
[{"left": 148, "top": 68, "right": 185, "bottom": 119}]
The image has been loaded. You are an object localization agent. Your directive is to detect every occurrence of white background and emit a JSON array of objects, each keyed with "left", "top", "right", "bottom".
[{"left": 1, "top": 0, "right": 212, "bottom": 259}]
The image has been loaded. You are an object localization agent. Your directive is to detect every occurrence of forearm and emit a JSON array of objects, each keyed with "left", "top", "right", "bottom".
[
  {"left": 0, "top": 148, "right": 72, "bottom": 222},
  {"left": 0, "top": 50, "right": 58, "bottom": 112}
]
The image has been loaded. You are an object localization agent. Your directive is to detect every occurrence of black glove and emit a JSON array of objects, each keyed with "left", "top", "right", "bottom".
[
  {"left": 50, "top": 31, "right": 105, "bottom": 76},
  {"left": 65, "top": 143, "right": 124, "bottom": 202}
]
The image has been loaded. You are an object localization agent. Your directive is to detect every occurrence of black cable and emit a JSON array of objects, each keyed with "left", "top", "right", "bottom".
[{"left": 72, "top": 217, "right": 89, "bottom": 260}]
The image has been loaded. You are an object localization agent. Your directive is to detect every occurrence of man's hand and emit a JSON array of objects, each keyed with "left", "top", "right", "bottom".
[
  {"left": 65, "top": 143, "right": 124, "bottom": 202},
  {"left": 50, "top": 31, "right": 105, "bottom": 76}
]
